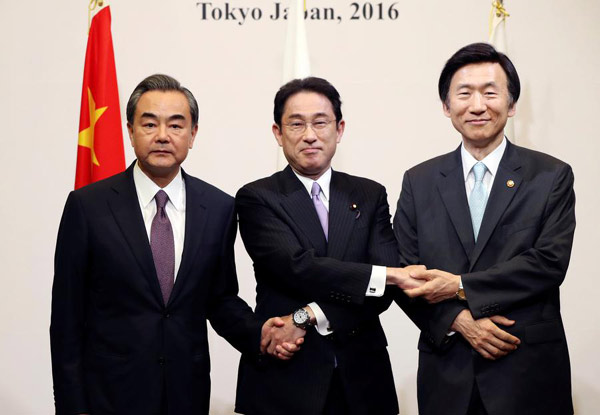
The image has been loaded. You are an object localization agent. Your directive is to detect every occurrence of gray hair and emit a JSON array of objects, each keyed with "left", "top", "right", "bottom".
[{"left": 126, "top": 74, "right": 199, "bottom": 127}]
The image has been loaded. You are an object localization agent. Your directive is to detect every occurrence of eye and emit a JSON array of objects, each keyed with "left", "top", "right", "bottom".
[
  {"left": 312, "top": 120, "right": 329, "bottom": 129},
  {"left": 170, "top": 124, "right": 183, "bottom": 129},
  {"left": 143, "top": 122, "right": 156, "bottom": 128}
]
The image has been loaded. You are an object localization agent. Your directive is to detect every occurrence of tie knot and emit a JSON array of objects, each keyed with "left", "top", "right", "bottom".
[
  {"left": 472, "top": 162, "right": 487, "bottom": 182},
  {"left": 311, "top": 181, "right": 321, "bottom": 197},
  {"left": 154, "top": 190, "right": 169, "bottom": 209}
]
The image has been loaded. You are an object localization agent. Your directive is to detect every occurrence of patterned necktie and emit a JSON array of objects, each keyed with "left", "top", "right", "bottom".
[
  {"left": 469, "top": 161, "right": 489, "bottom": 242},
  {"left": 151, "top": 190, "right": 175, "bottom": 303},
  {"left": 311, "top": 181, "right": 328, "bottom": 241}
]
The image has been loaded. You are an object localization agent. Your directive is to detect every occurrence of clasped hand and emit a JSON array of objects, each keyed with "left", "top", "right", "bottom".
[
  {"left": 387, "top": 266, "right": 461, "bottom": 303},
  {"left": 260, "top": 315, "right": 305, "bottom": 360}
]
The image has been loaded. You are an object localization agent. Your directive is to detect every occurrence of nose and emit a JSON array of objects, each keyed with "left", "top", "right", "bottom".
[
  {"left": 469, "top": 92, "right": 487, "bottom": 114},
  {"left": 156, "top": 124, "right": 169, "bottom": 142},
  {"left": 303, "top": 123, "right": 318, "bottom": 143}
]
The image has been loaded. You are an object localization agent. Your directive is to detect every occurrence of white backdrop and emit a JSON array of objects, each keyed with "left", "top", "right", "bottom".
[{"left": 1, "top": 0, "right": 599, "bottom": 413}]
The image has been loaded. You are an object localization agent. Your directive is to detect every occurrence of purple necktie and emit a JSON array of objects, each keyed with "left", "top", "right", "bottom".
[
  {"left": 311, "top": 182, "right": 328, "bottom": 241},
  {"left": 151, "top": 190, "right": 175, "bottom": 304}
]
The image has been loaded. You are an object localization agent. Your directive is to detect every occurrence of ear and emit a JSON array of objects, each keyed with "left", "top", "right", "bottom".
[
  {"left": 442, "top": 101, "right": 451, "bottom": 118},
  {"left": 272, "top": 123, "right": 284, "bottom": 147},
  {"left": 189, "top": 124, "right": 199, "bottom": 149},
  {"left": 508, "top": 102, "right": 517, "bottom": 118},
  {"left": 335, "top": 120, "right": 345, "bottom": 144},
  {"left": 127, "top": 122, "right": 135, "bottom": 146}
]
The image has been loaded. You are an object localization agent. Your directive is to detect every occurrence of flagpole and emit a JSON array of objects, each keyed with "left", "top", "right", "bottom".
[
  {"left": 277, "top": 0, "right": 311, "bottom": 170},
  {"left": 488, "top": 0, "right": 515, "bottom": 143}
]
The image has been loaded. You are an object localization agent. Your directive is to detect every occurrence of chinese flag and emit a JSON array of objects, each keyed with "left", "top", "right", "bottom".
[{"left": 75, "top": 5, "right": 125, "bottom": 190}]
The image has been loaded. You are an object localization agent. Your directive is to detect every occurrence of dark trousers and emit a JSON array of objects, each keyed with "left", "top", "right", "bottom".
[
  {"left": 323, "top": 368, "right": 349, "bottom": 415},
  {"left": 467, "top": 383, "right": 488, "bottom": 415}
]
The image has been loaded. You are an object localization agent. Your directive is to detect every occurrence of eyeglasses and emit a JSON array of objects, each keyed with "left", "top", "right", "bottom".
[{"left": 283, "top": 119, "right": 335, "bottom": 134}]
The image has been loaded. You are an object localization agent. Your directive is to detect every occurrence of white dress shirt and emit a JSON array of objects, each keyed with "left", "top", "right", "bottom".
[
  {"left": 461, "top": 137, "right": 507, "bottom": 199},
  {"left": 133, "top": 162, "right": 186, "bottom": 280},
  {"left": 292, "top": 167, "right": 386, "bottom": 335}
]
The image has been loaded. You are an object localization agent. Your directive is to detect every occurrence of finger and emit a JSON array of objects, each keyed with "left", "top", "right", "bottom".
[
  {"left": 267, "top": 340, "right": 279, "bottom": 355},
  {"left": 294, "top": 337, "right": 305, "bottom": 346},
  {"left": 486, "top": 334, "right": 518, "bottom": 352},
  {"left": 409, "top": 270, "right": 432, "bottom": 281},
  {"left": 260, "top": 335, "right": 271, "bottom": 353},
  {"left": 490, "top": 315, "right": 516, "bottom": 327},
  {"left": 275, "top": 352, "right": 292, "bottom": 361},
  {"left": 492, "top": 327, "right": 521, "bottom": 345},
  {"left": 275, "top": 344, "right": 295, "bottom": 357},
  {"left": 400, "top": 278, "right": 425, "bottom": 290},
  {"left": 279, "top": 342, "right": 299, "bottom": 353},
  {"left": 480, "top": 341, "right": 507, "bottom": 359},
  {"left": 404, "top": 286, "right": 427, "bottom": 298},
  {"left": 473, "top": 345, "right": 496, "bottom": 360},
  {"left": 271, "top": 317, "right": 285, "bottom": 327}
]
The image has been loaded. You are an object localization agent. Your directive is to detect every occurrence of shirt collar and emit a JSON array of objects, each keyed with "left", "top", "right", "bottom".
[
  {"left": 292, "top": 167, "right": 332, "bottom": 202},
  {"left": 461, "top": 136, "right": 507, "bottom": 181},
  {"left": 133, "top": 161, "right": 185, "bottom": 211}
]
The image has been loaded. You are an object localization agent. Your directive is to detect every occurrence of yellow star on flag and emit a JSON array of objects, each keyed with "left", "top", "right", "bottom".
[{"left": 78, "top": 88, "right": 108, "bottom": 166}]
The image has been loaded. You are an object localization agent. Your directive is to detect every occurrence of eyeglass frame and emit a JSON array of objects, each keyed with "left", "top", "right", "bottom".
[{"left": 281, "top": 118, "right": 338, "bottom": 134}]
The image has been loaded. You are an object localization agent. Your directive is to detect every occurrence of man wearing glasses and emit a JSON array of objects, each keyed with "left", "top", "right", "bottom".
[{"left": 233, "top": 77, "right": 422, "bottom": 415}]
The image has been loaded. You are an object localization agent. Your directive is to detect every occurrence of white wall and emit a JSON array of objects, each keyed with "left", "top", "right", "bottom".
[{"left": 1, "top": 0, "right": 598, "bottom": 413}]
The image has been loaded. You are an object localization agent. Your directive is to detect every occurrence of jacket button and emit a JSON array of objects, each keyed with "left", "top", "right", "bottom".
[
  {"left": 164, "top": 313, "right": 171, "bottom": 318},
  {"left": 158, "top": 357, "right": 165, "bottom": 365}
]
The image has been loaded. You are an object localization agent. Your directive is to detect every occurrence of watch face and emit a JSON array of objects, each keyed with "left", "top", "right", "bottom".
[{"left": 293, "top": 309, "right": 308, "bottom": 324}]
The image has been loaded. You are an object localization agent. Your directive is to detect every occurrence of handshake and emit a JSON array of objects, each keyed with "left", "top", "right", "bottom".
[
  {"left": 385, "top": 264, "right": 463, "bottom": 303},
  {"left": 260, "top": 264, "right": 463, "bottom": 361}
]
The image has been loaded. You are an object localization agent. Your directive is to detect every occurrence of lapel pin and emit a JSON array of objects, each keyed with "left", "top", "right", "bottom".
[
  {"left": 350, "top": 203, "right": 360, "bottom": 219},
  {"left": 506, "top": 179, "right": 515, "bottom": 188}
]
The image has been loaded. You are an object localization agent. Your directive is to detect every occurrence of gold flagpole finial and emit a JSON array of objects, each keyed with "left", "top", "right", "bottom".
[
  {"left": 492, "top": 0, "right": 510, "bottom": 18},
  {"left": 88, "top": 0, "right": 105, "bottom": 31},
  {"left": 489, "top": 0, "right": 510, "bottom": 38}
]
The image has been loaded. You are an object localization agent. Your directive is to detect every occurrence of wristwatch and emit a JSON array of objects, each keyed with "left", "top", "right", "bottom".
[
  {"left": 456, "top": 277, "right": 467, "bottom": 301},
  {"left": 292, "top": 308, "right": 314, "bottom": 330}
]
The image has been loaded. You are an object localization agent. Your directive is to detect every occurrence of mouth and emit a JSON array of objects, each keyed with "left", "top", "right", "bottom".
[
  {"left": 301, "top": 147, "right": 322, "bottom": 154},
  {"left": 466, "top": 119, "right": 491, "bottom": 126},
  {"left": 150, "top": 150, "right": 172, "bottom": 155}
]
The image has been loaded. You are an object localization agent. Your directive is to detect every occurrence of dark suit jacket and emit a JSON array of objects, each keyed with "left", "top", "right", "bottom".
[
  {"left": 50, "top": 162, "right": 261, "bottom": 415},
  {"left": 394, "top": 141, "right": 575, "bottom": 415},
  {"left": 234, "top": 166, "right": 400, "bottom": 415}
]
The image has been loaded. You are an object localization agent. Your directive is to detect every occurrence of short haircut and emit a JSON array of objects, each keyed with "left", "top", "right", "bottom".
[
  {"left": 273, "top": 77, "right": 343, "bottom": 126},
  {"left": 126, "top": 74, "right": 199, "bottom": 127},
  {"left": 438, "top": 43, "right": 520, "bottom": 105}
]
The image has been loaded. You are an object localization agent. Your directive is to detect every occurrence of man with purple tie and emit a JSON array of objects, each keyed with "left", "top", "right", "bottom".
[
  {"left": 234, "top": 77, "right": 422, "bottom": 415},
  {"left": 50, "top": 74, "right": 300, "bottom": 415}
]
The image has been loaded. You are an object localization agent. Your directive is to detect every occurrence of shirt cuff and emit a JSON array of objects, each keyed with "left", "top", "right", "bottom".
[
  {"left": 365, "top": 265, "right": 386, "bottom": 297},
  {"left": 308, "top": 302, "right": 333, "bottom": 336}
]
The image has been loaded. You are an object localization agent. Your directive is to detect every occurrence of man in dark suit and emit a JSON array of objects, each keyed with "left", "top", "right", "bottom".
[
  {"left": 234, "top": 77, "right": 421, "bottom": 415},
  {"left": 394, "top": 43, "right": 575, "bottom": 415},
  {"left": 50, "top": 74, "right": 299, "bottom": 415}
]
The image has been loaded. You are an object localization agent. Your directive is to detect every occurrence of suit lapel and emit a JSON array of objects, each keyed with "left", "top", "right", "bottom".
[
  {"left": 437, "top": 147, "right": 476, "bottom": 259},
  {"left": 107, "top": 163, "right": 164, "bottom": 306},
  {"left": 279, "top": 167, "right": 328, "bottom": 256},
  {"left": 168, "top": 171, "right": 208, "bottom": 306},
  {"left": 469, "top": 141, "right": 522, "bottom": 270},
  {"left": 327, "top": 171, "right": 357, "bottom": 260}
]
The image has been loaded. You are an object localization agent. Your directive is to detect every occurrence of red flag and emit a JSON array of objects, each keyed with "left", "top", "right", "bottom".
[{"left": 75, "top": 5, "right": 125, "bottom": 189}]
